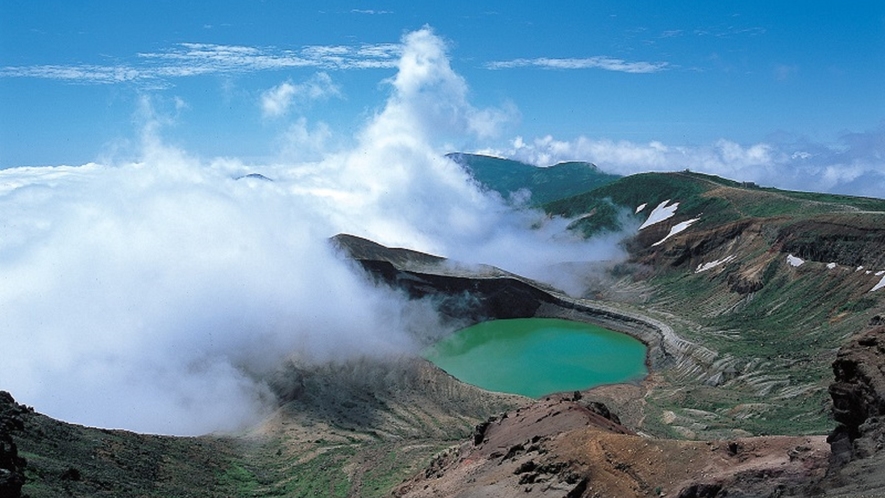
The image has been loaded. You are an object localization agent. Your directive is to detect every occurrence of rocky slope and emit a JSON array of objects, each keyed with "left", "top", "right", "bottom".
[
  {"left": 0, "top": 392, "right": 26, "bottom": 498},
  {"left": 395, "top": 393, "right": 829, "bottom": 498},
  {"left": 545, "top": 172, "right": 885, "bottom": 440},
  {"left": 0, "top": 390, "right": 238, "bottom": 498}
]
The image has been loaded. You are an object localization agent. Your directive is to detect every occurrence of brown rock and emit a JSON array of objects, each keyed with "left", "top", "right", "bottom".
[{"left": 828, "top": 326, "right": 885, "bottom": 465}]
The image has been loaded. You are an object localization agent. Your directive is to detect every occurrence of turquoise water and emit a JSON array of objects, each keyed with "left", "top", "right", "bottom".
[{"left": 424, "top": 318, "right": 647, "bottom": 398}]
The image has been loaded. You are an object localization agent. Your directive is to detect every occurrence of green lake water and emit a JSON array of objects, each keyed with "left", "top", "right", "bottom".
[{"left": 424, "top": 318, "right": 647, "bottom": 398}]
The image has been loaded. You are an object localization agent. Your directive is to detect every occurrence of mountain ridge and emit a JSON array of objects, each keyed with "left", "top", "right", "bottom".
[{"left": 446, "top": 152, "right": 621, "bottom": 205}]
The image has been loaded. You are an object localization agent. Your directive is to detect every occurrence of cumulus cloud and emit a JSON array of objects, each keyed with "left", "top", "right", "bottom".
[
  {"left": 261, "top": 72, "right": 341, "bottom": 117},
  {"left": 379, "top": 28, "right": 516, "bottom": 141},
  {"left": 0, "top": 27, "right": 624, "bottom": 436},
  {"left": 262, "top": 82, "right": 299, "bottom": 117},
  {"left": 487, "top": 128, "right": 885, "bottom": 197}
]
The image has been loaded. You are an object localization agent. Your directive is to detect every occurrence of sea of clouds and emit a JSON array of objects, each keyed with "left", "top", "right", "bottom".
[{"left": 0, "top": 29, "right": 626, "bottom": 435}]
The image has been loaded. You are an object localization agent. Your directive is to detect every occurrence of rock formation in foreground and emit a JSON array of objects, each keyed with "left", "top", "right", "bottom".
[
  {"left": 0, "top": 392, "right": 27, "bottom": 498},
  {"left": 821, "top": 321, "right": 885, "bottom": 495},
  {"left": 395, "top": 393, "right": 829, "bottom": 498}
]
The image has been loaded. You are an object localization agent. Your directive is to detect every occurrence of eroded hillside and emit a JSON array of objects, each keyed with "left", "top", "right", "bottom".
[{"left": 541, "top": 171, "right": 885, "bottom": 439}]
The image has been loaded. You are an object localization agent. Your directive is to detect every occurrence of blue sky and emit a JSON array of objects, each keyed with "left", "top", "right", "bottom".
[{"left": 2, "top": 1, "right": 884, "bottom": 195}]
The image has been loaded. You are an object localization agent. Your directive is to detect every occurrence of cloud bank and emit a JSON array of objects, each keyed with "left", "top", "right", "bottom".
[
  {"left": 0, "top": 28, "right": 623, "bottom": 435},
  {"left": 488, "top": 130, "right": 885, "bottom": 198}
]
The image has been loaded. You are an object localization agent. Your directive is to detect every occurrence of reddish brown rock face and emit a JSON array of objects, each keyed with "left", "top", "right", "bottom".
[{"left": 395, "top": 394, "right": 830, "bottom": 498}]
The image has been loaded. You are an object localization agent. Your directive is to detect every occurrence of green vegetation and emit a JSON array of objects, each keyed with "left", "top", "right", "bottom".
[
  {"left": 544, "top": 170, "right": 885, "bottom": 235},
  {"left": 448, "top": 152, "right": 620, "bottom": 205},
  {"left": 634, "top": 251, "right": 880, "bottom": 437},
  {"left": 216, "top": 439, "right": 455, "bottom": 498},
  {"left": 544, "top": 171, "right": 741, "bottom": 232},
  {"left": 218, "top": 462, "right": 261, "bottom": 496},
  {"left": 537, "top": 169, "right": 883, "bottom": 438}
]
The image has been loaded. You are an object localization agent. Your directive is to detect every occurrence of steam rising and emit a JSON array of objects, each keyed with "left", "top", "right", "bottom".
[{"left": 0, "top": 28, "right": 624, "bottom": 435}]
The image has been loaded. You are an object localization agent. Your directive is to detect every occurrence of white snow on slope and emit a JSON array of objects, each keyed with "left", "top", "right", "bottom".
[
  {"left": 652, "top": 218, "right": 700, "bottom": 246},
  {"left": 872, "top": 275, "right": 885, "bottom": 292},
  {"left": 786, "top": 254, "right": 805, "bottom": 267},
  {"left": 827, "top": 262, "right": 837, "bottom": 270},
  {"left": 696, "top": 255, "right": 737, "bottom": 273},
  {"left": 635, "top": 203, "right": 647, "bottom": 214},
  {"left": 876, "top": 270, "right": 885, "bottom": 276},
  {"left": 856, "top": 266, "right": 865, "bottom": 272},
  {"left": 639, "top": 200, "right": 678, "bottom": 230}
]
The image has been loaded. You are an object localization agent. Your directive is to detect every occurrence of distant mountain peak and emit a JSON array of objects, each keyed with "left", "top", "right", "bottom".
[{"left": 447, "top": 152, "right": 619, "bottom": 205}]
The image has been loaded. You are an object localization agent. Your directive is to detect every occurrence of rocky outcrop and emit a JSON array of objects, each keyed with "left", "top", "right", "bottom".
[
  {"left": 0, "top": 391, "right": 27, "bottom": 498},
  {"left": 394, "top": 395, "right": 635, "bottom": 498},
  {"left": 779, "top": 217, "right": 885, "bottom": 270},
  {"left": 396, "top": 394, "right": 829, "bottom": 498},
  {"left": 332, "top": 233, "right": 558, "bottom": 322},
  {"left": 639, "top": 219, "right": 756, "bottom": 269},
  {"left": 828, "top": 323, "right": 885, "bottom": 465}
]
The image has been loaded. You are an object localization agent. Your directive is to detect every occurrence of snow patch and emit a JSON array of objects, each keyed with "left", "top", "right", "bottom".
[
  {"left": 696, "top": 255, "right": 736, "bottom": 273},
  {"left": 786, "top": 254, "right": 805, "bottom": 267},
  {"left": 871, "top": 275, "right": 885, "bottom": 292},
  {"left": 856, "top": 266, "right": 864, "bottom": 272},
  {"left": 876, "top": 270, "right": 885, "bottom": 276},
  {"left": 639, "top": 199, "right": 678, "bottom": 230},
  {"left": 827, "top": 262, "right": 837, "bottom": 270},
  {"left": 635, "top": 203, "right": 647, "bottom": 214},
  {"left": 652, "top": 218, "right": 700, "bottom": 246}
]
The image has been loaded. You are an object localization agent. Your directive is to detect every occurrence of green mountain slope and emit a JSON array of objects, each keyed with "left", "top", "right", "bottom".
[
  {"left": 542, "top": 170, "right": 885, "bottom": 438},
  {"left": 447, "top": 152, "right": 620, "bottom": 205},
  {"left": 546, "top": 170, "right": 885, "bottom": 236}
]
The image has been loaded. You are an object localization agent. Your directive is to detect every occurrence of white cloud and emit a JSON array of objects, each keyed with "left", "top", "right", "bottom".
[
  {"left": 0, "top": 64, "right": 141, "bottom": 84},
  {"left": 0, "top": 27, "right": 625, "bottom": 436},
  {"left": 1, "top": 42, "right": 669, "bottom": 85},
  {"left": 487, "top": 127, "right": 885, "bottom": 197},
  {"left": 261, "top": 73, "right": 341, "bottom": 118},
  {"left": 487, "top": 56, "right": 668, "bottom": 74},
  {"left": 376, "top": 27, "right": 516, "bottom": 141},
  {"left": 351, "top": 9, "right": 393, "bottom": 14},
  {"left": 0, "top": 42, "right": 402, "bottom": 85},
  {"left": 277, "top": 117, "right": 333, "bottom": 161}
]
